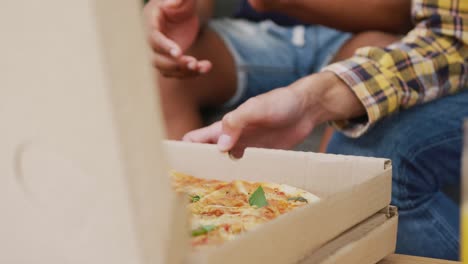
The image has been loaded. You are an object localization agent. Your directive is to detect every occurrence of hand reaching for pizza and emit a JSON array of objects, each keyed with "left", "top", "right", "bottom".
[
  {"left": 144, "top": 0, "right": 212, "bottom": 78},
  {"left": 183, "top": 72, "right": 366, "bottom": 157},
  {"left": 184, "top": 84, "right": 314, "bottom": 157}
]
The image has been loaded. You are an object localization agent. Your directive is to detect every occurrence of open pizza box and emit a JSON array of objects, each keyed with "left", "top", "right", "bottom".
[
  {"left": 165, "top": 141, "right": 397, "bottom": 264},
  {"left": 0, "top": 0, "right": 397, "bottom": 263}
]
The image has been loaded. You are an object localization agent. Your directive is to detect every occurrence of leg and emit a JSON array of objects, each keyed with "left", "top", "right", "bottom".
[
  {"left": 159, "top": 23, "right": 398, "bottom": 140},
  {"left": 327, "top": 90, "right": 468, "bottom": 260},
  {"left": 159, "top": 20, "right": 352, "bottom": 139},
  {"left": 158, "top": 27, "right": 237, "bottom": 139},
  {"left": 158, "top": 19, "right": 308, "bottom": 139}
]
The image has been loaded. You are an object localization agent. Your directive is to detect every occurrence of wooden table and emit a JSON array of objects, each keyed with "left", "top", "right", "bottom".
[{"left": 380, "top": 254, "right": 459, "bottom": 264}]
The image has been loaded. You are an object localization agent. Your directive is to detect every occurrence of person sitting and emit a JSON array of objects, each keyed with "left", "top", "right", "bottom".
[
  {"left": 183, "top": 0, "right": 467, "bottom": 260},
  {"left": 144, "top": 0, "right": 400, "bottom": 139}
]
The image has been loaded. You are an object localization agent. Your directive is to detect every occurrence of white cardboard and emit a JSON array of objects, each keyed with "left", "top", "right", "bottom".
[
  {"left": 165, "top": 141, "right": 390, "bottom": 197},
  {"left": 0, "top": 0, "right": 182, "bottom": 263},
  {"left": 300, "top": 207, "right": 398, "bottom": 264},
  {"left": 463, "top": 121, "right": 468, "bottom": 208}
]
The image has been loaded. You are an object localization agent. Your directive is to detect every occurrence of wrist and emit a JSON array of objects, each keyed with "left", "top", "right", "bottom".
[
  {"left": 321, "top": 72, "right": 366, "bottom": 121},
  {"left": 294, "top": 72, "right": 366, "bottom": 126}
]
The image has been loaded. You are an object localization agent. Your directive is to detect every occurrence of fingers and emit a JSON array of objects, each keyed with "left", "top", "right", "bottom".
[
  {"left": 145, "top": 0, "right": 196, "bottom": 25},
  {"left": 183, "top": 121, "right": 247, "bottom": 158},
  {"left": 180, "top": 57, "right": 212, "bottom": 73},
  {"left": 145, "top": 3, "right": 184, "bottom": 57},
  {"left": 149, "top": 30, "right": 182, "bottom": 58},
  {"left": 217, "top": 97, "right": 268, "bottom": 152},
  {"left": 153, "top": 54, "right": 212, "bottom": 78},
  {"left": 182, "top": 95, "right": 276, "bottom": 153},
  {"left": 161, "top": 0, "right": 197, "bottom": 23},
  {"left": 147, "top": 28, "right": 212, "bottom": 77},
  {"left": 183, "top": 121, "right": 223, "bottom": 144},
  {"left": 196, "top": 60, "right": 212, "bottom": 74},
  {"left": 144, "top": 0, "right": 208, "bottom": 78}
]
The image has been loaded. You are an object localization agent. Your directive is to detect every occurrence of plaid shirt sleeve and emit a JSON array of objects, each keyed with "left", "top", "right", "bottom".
[{"left": 322, "top": 0, "right": 468, "bottom": 138}]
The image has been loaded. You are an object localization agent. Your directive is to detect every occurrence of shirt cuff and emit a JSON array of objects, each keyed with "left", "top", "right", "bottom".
[{"left": 322, "top": 55, "right": 399, "bottom": 138}]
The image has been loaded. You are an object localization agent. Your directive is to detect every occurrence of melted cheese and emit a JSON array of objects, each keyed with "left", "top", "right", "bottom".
[{"left": 171, "top": 171, "right": 320, "bottom": 248}]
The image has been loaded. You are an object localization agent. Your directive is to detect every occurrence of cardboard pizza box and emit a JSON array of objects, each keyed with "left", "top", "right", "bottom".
[
  {"left": 463, "top": 120, "right": 468, "bottom": 262},
  {"left": 1, "top": 0, "right": 183, "bottom": 263},
  {"left": 165, "top": 141, "right": 393, "bottom": 264},
  {"left": 0, "top": 0, "right": 396, "bottom": 263},
  {"left": 300, "top": 206, "right": 398, "bottom": 264},
  {"left": 464, "top": 120, "right": 468, "bottom": 199}
]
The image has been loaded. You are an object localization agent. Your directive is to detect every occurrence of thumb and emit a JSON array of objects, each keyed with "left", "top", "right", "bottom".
[
  {"left": 161, "top": 0, "right": 197, "bottom": 23},
  {"left": 217, "top": 98, "right": 267, "bottom": 152}
]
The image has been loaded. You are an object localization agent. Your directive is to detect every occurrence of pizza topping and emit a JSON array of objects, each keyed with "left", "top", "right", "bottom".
[
  {"left": 191, "top": 195, "right": 201, "bottom": 203},
  {"left": 203, "top": 208, "right": 225, "bottom": 217},
  {"left": 191, "top": 225, "right": 216, "bottom": 237},
  {"left": 262, "top": 206, "right": 279, "bottom": 219},
  {"left": 287, "top": 196, "right": 309, "bottom": 203},
  {"left": 249, "top": 186, "right": 268, "bottom": 208},
  {"left": 191, "top": 236, "right": 210, "bottom": 247},
  {"left": 275, "top": 189, "right": 286, "bottom": 196},
  {"left": 171, "top": 172, "right": 319, "bottom": 248},
  {"left": 267, "top": 199, "right": 289, "bottom": 214},
  {"left": 248, "top": 186, "right": 269, "bottom": 208},
  {"left": 234, "top": 180, "right": 249, "bottom": 195}
]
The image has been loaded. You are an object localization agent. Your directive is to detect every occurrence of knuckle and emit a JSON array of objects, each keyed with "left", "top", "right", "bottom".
[
  {"left": 222, "top": 113, "right": 236, "bottom": 128},
  {"left": 244, "top": 97, "right": 260, "bottom": 109}
]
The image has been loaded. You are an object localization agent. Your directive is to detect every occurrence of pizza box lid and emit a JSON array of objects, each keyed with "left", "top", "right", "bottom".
[
  {"left": 0, "top": 0, "right": 394, "bottom": 263},
  {"left": 0, "top": 0, "right": 182, "bottom": 263}
]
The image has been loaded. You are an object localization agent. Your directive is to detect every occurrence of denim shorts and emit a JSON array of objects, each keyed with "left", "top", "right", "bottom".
[{"left": 209, "top": 19, "right": 351, "bottom": 108}]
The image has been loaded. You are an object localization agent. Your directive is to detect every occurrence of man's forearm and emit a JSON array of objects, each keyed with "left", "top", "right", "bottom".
[{"left": 252, "top": 0, "right": 412, "bottom": 34}]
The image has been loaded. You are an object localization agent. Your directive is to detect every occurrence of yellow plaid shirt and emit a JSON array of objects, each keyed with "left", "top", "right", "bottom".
[{"left": 324, "top": 0, "right": 468, "bottom": 137}]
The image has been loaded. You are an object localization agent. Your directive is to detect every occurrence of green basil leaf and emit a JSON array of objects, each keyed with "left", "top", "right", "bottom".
[
  {"left": 191, "top": 225, "right": 216, "bottom": 237},
  {"left": 191, "top": 195, "right": 201, "bottom": 203},
  {"left": 249, "top": 186, "right": 268, "bottom": 208},
  {"left": 287, "top": 196, "right": 308, "bottom": 203}
]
